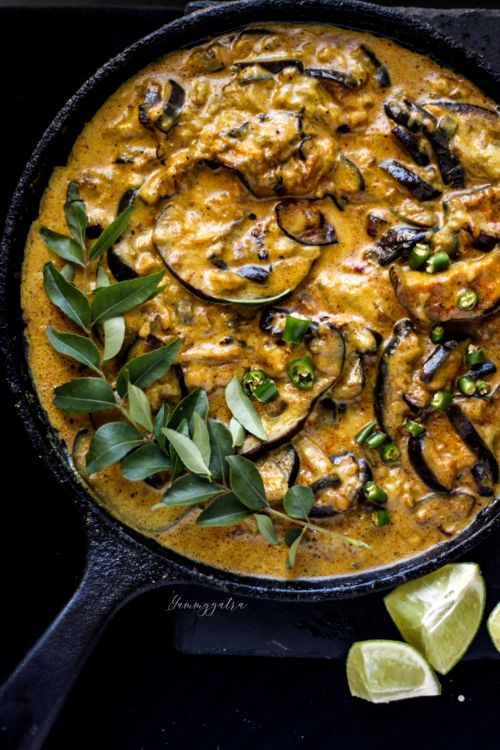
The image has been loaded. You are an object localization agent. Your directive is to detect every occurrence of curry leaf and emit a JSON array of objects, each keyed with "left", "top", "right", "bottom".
[
  {"left": 229, "top": 417, "right": 246, "bottom": 447},
  {"left": 154, "top": 402, "right": 171, "bottom": 453},
  {"left": 115, "top": 339, "right": 181, "bottom": 397},
  {"left": 86, "top": 421, "right": 143, "bottom": 474},
  {"left": 169, "top": 418, "right": 189, "bottom": 481},
  {"left": 162, "top": 427, "right": 211, "bottom": 478},
  {"left": 89, "top": 205, "right": 136, "bottom": 262},
  {"left": 127, "top": 382, "right": 153, "bottom": 431},
  {"left": 196, "top": 492, "right": 253, "bottom": 527},
  {"left": 43, "top": 262, "right": 91, "bottom": 331},
  {"left": 53, "top": 377, "right": 115, "bottom": 412},
  {"left": 60, "top": 263, "right": 75, "bottom": 282},
  {"left": 168, "top": 388, "right": 209, "bottom": 430},
  {"left": 96, "top": 266, "right": 111, "bottom": 288},
  {"left": 255, "top": 514, "right": 279, "bottom": 545},
  {"left": 207, "top": 419, "right": 233, "bottom": 482},
  {"left": 225, "top": 376, "right": 267, "bottom": 441},
  {"left": 40, "top": 227, "right": 84, "bottom": 266},
  {"left": 160, "top": 474, "right": 222, "bottom": 507},
  {"left": 46, "top": 327, "right": 101, "bottom": 373},
  {"left": 226, "top": 454, "right": 267, "bottom": 510},
  {"left": 64, "top": 181, "right": 88, "bottom": 248},
  {"left": 192, "top": 412, "right": 211, "bottom": 467},
  {"left": 91, "top": 270, "right": 165, "bottom": 324},
  {"left": 120, "top": 443, "right": 171, "bottom": 481},
  {"left": 102, "top": 316, "right": 126, "bottom": 361},
  {"left": 283, "top": 485, "right": 314, "bottom": 520},
  {"left": 285, "top": 528, "right": 305, "bottom": 570}
]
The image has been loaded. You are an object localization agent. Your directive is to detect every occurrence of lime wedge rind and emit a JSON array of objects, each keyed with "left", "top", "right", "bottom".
[
  {"left": 346, "top": 640, "right": 441, "bottom": 704},
  {"left": 487, "top": 601, "right": 500, "bottom": 653},
  {"left": 384, "top": 563, "right": 486, "bottom": 675}
]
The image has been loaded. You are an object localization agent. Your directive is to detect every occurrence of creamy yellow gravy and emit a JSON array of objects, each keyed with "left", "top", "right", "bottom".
[{"left": 21, "top": 24, "right": 500, "bottom": 579}]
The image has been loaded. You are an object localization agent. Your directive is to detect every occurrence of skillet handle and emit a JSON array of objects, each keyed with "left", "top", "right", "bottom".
[{"left": 0, "top": 526, "right": 178, "bottom": 750}]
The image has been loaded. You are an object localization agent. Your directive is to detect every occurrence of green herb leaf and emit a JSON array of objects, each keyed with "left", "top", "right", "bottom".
[
  {"left": 43, "top": 262, "right": 91, "bottom": 331},
  {"left": 115, "top": 339, "right": 181, "bottom": 397},
  {"left": 46, "top": 327, "right": 101, "bottom": 373},
  {"left": 154, "top": 402, "right": 171, "bottom": 452},
  {"left": 226, "top": 454, "right": 267, "bottom": 510},
  {"left": 102, "top": 316, "right": 126, "bottom": 361},
  {"left": 207, "top": 419, "right": 233, "bottom": 482},
  {"left": 162, "top": 427, "right": 211, "bottom": 478},
  {"left": 96, "top": 266, "right": 111, "bottom": 288},
  {"left": 285, "top": 528, "right": 305, "bottom": 570},
  {"left": 168, "top": 388, "right": 209, "bottom": 430},
  {"left": 255, "top": 514, "right": 279, "bottom": 545},
  {"left": 283, "top": 485, "right": 314, "bottom": 520},
  {"left": 225, "top": 376, "right": 267, "bottom": 441},
  {"left": 60, "top": 263, "right": 75, "bottom": 282},
  {"left": 218, "top": 289, "right": 292, "bottom": 306},
  {"left": 127, "top": 382, "right": 153, "bottom": 431},
  {"left": 120, "top": 443, "right": 171, "bottom": 481},
  {"left": 160, "top": 474, "right": 222, "bottom": 507},
  {"left": 89, "top": 206, "right": 136, "bottom": 262},
  {"left": 91, "top": 270, "right": 165, "bottom": 324},
  {"left": 192, "top": 412, "right": 211, "bottom": 467},
  {"left": 40, "top": 227, "right": 84, "bottom": 266},
  {"left": 229, "top": 417, "right": 246, "bottom": 447},
  {"left": 285, "top": 528, "right": 303, "bottom": 546},
  {"left": 53, "top": 377, "right": 115, "bottom": 412},
  {"left": 86, "top": 421, "right": 143, "bottom": 474},
  {"left": 64, "top": 181, "right": 88, "bottom": 248},
  {"left": 196, "top": 492, "right": 253, "bottom": 527},
  {"left": 169, "top": 418, "right": 189, "bottom": 481}
]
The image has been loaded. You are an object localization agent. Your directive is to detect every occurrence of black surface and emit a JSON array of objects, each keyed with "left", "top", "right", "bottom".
[{"left": 1, "top": 3, "right": 499, "bottom": 749}]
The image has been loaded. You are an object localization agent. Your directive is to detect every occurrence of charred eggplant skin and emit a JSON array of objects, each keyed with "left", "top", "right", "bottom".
[
  {"left": 374, "top": 318, "right": 413, "bottom": 439},
  {"left": 305, "top": 67, "right": 358, "bottom": 90},
  {"left": 420, "top": 332, "right": 470, "bottom": 383},
  {"left": 372, "top": 225, "right": 428, "bottom": 266},
  {"left": 359, "top": 44, "right": 391, "bottom": 88},
  {"left": 447, "top": 404, "right": 499, "bottom": 484},
  {"left": 391, "top": 126, "right": 431, "bottom": 167},
  {"left": 380, "top": 159, "right": 442, "bottom": 201},
  {"left": 407, "top": 433, "right": 451, "bottom": 494},
  {"left": 425, "top": 101, "right": 499, "bottom": 118},
  {"left": 107, "top": 247, "right": 138, "bottom": 281},
  {"left": 139, "top": 79, "right": 185, "bottom": 135},
  {"left": 275, "top": 198, "right": 338, "bottom": 246}
]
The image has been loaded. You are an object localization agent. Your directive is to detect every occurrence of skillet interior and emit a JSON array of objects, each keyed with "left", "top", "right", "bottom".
[{"left": 2, "top": 0, "right": 500, "bottom": 601}]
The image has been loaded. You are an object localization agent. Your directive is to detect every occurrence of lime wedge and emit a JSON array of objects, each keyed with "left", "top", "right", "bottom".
[
  {"left": 346, "top": 640, "right": 441, "bottom": 703},
  {"left": 487, "top": 602, "right": 500, "bottom": 653},
  {"left": 384, "top": 563, "right": 485, "bottom": 675}
]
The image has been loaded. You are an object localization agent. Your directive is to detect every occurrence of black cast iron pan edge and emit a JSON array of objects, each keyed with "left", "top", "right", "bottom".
[{"left": 0, "top": 2, "right": 499, "bottom": 748}]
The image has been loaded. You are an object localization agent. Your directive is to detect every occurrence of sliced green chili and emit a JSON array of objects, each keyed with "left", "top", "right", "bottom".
[
  {"left": 476, "top": 380, "right": 491, "bottom": 397},
  {"left": 365, "top": 431, "right": 387, "bottom": 449},
  {"left": 372, "top": 508, "right": 390, "bottom": 527},
  {"left": 457, "top": 289, "right": 478, "bottom": 311},
  {"left": 465, "top": 346, "right": 485, "bottom": 365},
  {"left": 403, "top": 419, "right": 426, "bottom": 438},
  {"left": 241, "top": 369, "right": 267, "bottom": 397},
  {"left": 282, "top": 315, "right": 311, "bottom": 344},
  {"left": 409, "top": 243, "right": 431, "bottom": 270},
  {"left": 430, "top": 325, "right": 445, "bottom": 344},
  {"left": 381, "top": 443, "right": 400, "bottom": 463},
  {"left": 253, "top": 378, "right": 278, "bottom": 403},
  {"left": 426, "top": 251, "right": 450, "bottom": 274},
  {"left": 430, "top": 389, "right": 453, "bottom": 411},
  {"left": 355, "top": 420, "right": 378, "bottom": 444},
  {"left": 288, "top": 357, "right": 316, "bottom": 390},
  {"left": 457, "top": 376, "right": 476, "bottom": 396},
  {"left": 363, "top": 481, "right": 388, "bottom": 505}
]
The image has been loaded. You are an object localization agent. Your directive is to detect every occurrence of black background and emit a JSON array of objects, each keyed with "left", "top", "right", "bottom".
[{"left": 1, "top": 3, "right": 499, "bottom": 749}]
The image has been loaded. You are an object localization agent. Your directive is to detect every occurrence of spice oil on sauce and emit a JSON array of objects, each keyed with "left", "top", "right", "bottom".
[{"left": 22, "top": 24, "right": 500, "bottom": 579}]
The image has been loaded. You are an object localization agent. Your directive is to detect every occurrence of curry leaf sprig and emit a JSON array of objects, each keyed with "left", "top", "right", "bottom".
[{"left": 42, "top": 181, "right": 369, "bottom": 569}]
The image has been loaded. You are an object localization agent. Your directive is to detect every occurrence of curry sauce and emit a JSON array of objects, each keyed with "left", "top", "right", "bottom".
[{"left": 21, "top": 24, "right": 500, "bottom": 579}]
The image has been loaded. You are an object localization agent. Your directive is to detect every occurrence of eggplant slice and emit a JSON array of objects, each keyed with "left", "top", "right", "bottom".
[
  {"left": 374, "top": 319, "right": 423, "bottom": 440},
  {"left": 359, "top": 45, "right": 391, "bottom": 88},
  {"left": 139, "top": 79, "right": 185, "bottom": 135},
  {"left": 153, "top": 166, "right": 321, "bottom": 303},
  {"left": 305, "top": 67, "right": 359, "bottom": 90},
  {"left": 255, "top": 443, "right": 300, "bottom": 505},
  {"left": 447, "top": 403, "right": 499, "bottom": 489},
  {"left": 371, "top": 225, "right": 429, "bottom": 266},
  {"left": 241, "top": 323, "right": 345, "bottom": 458},
  {"left": 413, "top": 488, "right": 476, "bottom": 537},
  {"left": 420, "top": 332, "right": 470, "bottom": 389},
  {"left": 379, "top": 159, "right": 442, "bottom": 201},
  {"left": 391, "top": 126, "right": 431, "bottom": 167},
  {"left": 390, "top": 247, "right": 500, "bottom": 323},
  {"left": 275, "top": 197, "right": 338, "bottom": 246}
]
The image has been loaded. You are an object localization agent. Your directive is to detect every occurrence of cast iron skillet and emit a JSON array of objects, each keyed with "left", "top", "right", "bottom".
[{"left": 0, "top": 1, "right": 499, "bottom": 747}]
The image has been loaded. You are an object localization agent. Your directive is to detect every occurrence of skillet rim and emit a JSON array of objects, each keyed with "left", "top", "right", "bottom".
[{"left": 1, "top": 0, "right": 499, "bottom": 601}]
